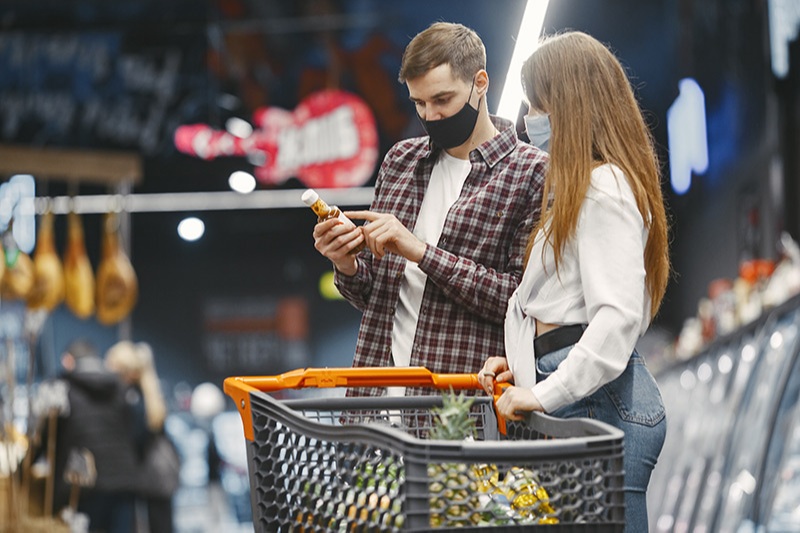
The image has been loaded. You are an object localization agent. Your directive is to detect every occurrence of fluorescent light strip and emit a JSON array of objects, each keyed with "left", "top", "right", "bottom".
[
  {"left": 768, "top": 0, "right": 800, "bottom": 78},
  {"left": 496, "top": 0, "right": 551, "bottom": 121},
  {"left": 667, "top": 78, "right": 708, "bottom": 195}
]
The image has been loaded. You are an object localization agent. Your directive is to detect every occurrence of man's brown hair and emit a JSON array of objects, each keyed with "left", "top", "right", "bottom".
[{"left": 398, "top": 22, "right": 486, "bottom": 83}]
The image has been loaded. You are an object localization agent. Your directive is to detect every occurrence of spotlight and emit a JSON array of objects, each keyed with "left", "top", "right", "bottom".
[
  {"left": 228, "top": 171, "right": 256, "bottom": 194},
  {"left": 496, "top": 0, "right": 551, "bottom": 121},
  {"left": 178, "top": 217, "right": 205, "bottom": 242}
]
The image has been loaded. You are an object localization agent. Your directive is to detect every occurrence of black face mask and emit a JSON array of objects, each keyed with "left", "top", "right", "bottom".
[{"left": 418, "top": 81, "right": 480, "bottom": 149}]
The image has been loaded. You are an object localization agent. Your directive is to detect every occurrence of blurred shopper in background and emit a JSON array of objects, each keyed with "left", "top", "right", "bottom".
[
  {"left": 106, "top": 341, "right": 177, "bottom": 533},
  {"left": 312, "top": 22, "right": 547, "bottom": 394},
  {"left": 49, "top": 338, "right": 140, "bottom": 532},
  {"left": 478, "top": 31, "right": 670, "bottom": 531}
]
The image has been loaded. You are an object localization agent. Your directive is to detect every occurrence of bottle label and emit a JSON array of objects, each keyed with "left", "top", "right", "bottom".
[
  {"left": 337, "top": 211, "right": 356, "bottom": 229},
  {"left": 310, "top": 198, "right": 330, "bottom": 218}
]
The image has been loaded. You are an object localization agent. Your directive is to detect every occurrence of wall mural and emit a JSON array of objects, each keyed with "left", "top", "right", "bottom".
[
  {"left": 0, "top": 30, "right": 210, "bottom": 156},
  {"left": 175, "top": 89, "right": 379, "bottom": 188},
  {"left": 0, "top": 0, "right": 413, "bottom": 182}
]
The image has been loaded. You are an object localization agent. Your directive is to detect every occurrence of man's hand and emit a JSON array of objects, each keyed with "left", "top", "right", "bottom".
[
  {"left": 312, "top": 218, "right": 364, "bottom": 276},
  {"left": 345, "top": 211, "right": 426, "bottom": 261},
  {"left": 494, "top": 386, "right": 544, "bottom": 421}
]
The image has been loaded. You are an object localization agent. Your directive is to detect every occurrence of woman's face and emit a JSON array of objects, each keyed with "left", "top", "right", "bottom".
[
  {"left": 524, "top": 106, "right": 551, "bottom": 151},
  {"left": 121, "top": 369, "right": 142, "bottom": 384}
]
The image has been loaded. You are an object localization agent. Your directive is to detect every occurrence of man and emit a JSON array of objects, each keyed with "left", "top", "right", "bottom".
[
  {"left": 313, "top": 22, "right": 547, "bottom": 395},
  {"left": 49, "top": 339, "right": 140, "bottom": 532}
]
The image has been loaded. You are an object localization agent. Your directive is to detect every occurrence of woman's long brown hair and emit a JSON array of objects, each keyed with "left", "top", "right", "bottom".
[{"left": 521, "top": 31, "right": 670, "bottom": 318}]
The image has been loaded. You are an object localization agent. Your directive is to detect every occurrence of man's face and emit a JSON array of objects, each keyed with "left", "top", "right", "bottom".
[{"left": 407, "top": 63, "right": 475, "bottom": 122}]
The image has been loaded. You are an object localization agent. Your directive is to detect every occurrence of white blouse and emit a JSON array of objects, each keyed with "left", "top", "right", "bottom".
[{"left": 504, "top": 163, "right": 651, "bottom": 413}]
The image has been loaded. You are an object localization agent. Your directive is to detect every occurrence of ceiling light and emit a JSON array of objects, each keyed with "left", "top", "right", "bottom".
[
  {"left": 496, "top": 0, "right": 551, "bottom": 121},
  {"left": 667, "top": 78, "right": 708, "bottom": 195},
  {"left": 228, "top": 171, "right": 256, "bottom": 194},
  {"left": 178, "top": 217, "right": 205, "bottom": 242}
]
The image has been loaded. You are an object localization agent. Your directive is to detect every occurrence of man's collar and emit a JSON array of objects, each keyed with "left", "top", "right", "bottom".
[{"left": 476, "top": 116, "right": 517, "bottom": 167}]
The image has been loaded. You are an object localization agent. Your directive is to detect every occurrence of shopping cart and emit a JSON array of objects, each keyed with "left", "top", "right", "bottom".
[{"left": 224, "top": 367, "right": 625, "bottom": 532}]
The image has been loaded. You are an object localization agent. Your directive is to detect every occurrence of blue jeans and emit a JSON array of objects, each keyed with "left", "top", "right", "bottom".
[{"left": 536, "top": 346, "right": 666, "bottom": 532}]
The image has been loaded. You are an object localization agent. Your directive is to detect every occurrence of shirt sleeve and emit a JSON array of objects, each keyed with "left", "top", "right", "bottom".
[
  {"left": 332, "top": 144, "right": 400, "bottom": 310},
  {"left": 531, "top": 167, "right": 647, "bottom": 413},
  {"left": 333, "top": 254, "right": 373, "bottom": 311}
]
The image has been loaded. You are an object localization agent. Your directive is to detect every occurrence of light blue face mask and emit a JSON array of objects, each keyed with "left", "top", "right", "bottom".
[{"left": 524, "top": 113, "right": 551, "bottom": 152}]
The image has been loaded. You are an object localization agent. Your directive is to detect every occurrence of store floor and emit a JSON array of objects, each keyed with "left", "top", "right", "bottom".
[
  {"left": 162, "top": 409, "right": 253, "bottom": 533},
  {"left": 172, "top": 482, "right": 253, "bottom": 533}
]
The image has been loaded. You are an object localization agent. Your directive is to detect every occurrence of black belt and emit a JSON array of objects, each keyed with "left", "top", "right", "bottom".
[{"left": 534, "top": 324, "right": 587, "bottom": 357}]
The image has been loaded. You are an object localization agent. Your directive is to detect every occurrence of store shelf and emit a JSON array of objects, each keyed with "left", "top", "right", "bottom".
[
  {"left": 32, "top": 187, "right": 376, "bottom": 215},
  {"left": 649, "top": 294, "right": 800, "bottom": 532}
]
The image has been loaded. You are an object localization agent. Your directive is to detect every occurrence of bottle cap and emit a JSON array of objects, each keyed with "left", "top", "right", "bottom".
[{"left": 301, "top": 189, "right": 319, "bottom": 206}]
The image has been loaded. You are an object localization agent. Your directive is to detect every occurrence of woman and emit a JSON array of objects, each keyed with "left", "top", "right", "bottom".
[
  {"left": 106, "top": 341, "right": 175, "bottom": 533},
  {"left": 478, "top": 31, "right": 669, "bottom": 531}
]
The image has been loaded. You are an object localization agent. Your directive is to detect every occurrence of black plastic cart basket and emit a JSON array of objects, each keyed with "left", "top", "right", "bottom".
[{"left": 224, "top": 367, "right": 625, "bottom": 532}]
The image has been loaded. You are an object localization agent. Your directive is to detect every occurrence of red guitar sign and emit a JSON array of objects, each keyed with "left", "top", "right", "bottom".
[{"left": 175, "top": 89, "right": 379, "bottom": 188}]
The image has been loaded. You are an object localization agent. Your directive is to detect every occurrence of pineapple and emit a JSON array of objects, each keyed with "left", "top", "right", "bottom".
[
  {"left": 428, "top": 389, "right": 478, "bottom": 442},
  {"left": 427, "top": 389, "right": 559, "bottom": 527},
  {"left": 427, "top": 389, "right": 495, "bottom": 527}
]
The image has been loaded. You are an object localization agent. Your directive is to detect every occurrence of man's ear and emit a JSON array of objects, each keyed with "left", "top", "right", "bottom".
[{"left": 475, "top": 69, "right": 490, "bottom": 97}]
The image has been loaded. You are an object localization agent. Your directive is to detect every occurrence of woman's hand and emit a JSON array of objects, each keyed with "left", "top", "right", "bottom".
[
  {"left": 478, "top": 356, "right": 514, "bottom": 395},
  {"left": 495, "top": 386, "right": 544, "bottom": 421}
]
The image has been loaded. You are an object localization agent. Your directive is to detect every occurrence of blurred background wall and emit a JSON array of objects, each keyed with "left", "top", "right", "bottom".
[{"left": 0, "top": 0, "right": 791, "bottom": 398}]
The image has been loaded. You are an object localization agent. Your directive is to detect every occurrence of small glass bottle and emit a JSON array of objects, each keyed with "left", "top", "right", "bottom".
[{"left": 301, "top": 189, "right": 365, "bottom": 253}]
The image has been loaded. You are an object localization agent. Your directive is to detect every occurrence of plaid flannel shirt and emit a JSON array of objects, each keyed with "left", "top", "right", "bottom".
[{"left": 335, "top": 116, "right": 547, "bottom": 396}]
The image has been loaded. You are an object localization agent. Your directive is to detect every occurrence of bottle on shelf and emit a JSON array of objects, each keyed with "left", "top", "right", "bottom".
[{"left": 301, "top": 189, "right": 365, "bottom": 254}]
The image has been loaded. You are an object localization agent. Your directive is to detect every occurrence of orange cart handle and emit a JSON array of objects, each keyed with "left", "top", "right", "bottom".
[
  {"left": 225, "top": 366, "right": 487, "bottom": 392},
  {"left": 224, "top": 367, "right": 508, "bottom": 440}
]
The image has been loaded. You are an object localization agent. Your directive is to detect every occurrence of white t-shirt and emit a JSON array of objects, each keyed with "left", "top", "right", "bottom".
[
  {"left": 504, "top": 163, "right": 652, "bottom": 412},
  {"left": 387, "top": 151, "right": 471, "bottom": 397}
]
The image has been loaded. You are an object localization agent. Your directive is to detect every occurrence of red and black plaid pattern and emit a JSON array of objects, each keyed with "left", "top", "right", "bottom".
[{"left": 336, "top": 117, "right": 547, "bottom": 397}]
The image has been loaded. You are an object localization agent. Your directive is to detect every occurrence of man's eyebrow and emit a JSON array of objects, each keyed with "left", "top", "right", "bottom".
[{"left": 409, "top": 90, "right": 456, "bottom": 103}]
